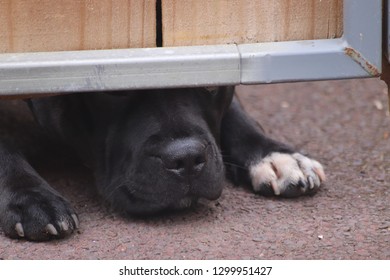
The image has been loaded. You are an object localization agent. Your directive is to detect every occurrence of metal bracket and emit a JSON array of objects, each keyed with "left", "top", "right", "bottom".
[{"left": 240, "top": 0, "right": 382, "bottom": 84}]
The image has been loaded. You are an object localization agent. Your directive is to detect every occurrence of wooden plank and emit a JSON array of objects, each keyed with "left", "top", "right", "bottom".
[
  {"left": 0, "top": 0, "right": 156, "bottom": 53},
  {"left": 161, "top": 0, "right": 343, "bottom": 47}
]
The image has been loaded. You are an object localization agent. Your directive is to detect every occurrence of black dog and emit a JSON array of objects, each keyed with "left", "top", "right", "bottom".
[{"left": 0, "top": 87, "right": 325, "bottom": 241}]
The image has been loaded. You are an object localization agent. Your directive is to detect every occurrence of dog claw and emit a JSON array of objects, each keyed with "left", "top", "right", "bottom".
[
  {"left": 59, "top": 221, "right": 69, "bottom": 231},
  {"left": 270, "top": 180, "right": 281, "bottom": 195},
  {"left": 308, "top": 176, "right": 315, "bottom": 190},
  {"left": 314, "top": 167, "right": 326, "bottom": 182},
  {"left": 45, "top": 224, "right": 58, "bottom": 236},
  {"left": 71, "top": 214, "right": 79, "bottom": 229},
  {"left": 15, "top": 223, "right": 25, "bottom": 237}
]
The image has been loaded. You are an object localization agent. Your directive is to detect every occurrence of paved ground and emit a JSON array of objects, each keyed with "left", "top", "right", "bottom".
[{"left": 0, "top": 78, "right": 389, "bottom": 260}]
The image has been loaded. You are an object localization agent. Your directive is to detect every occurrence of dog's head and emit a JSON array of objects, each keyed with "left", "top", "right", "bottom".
[{"left": 96, "top": 87, "right": 234, "bottom": 215}]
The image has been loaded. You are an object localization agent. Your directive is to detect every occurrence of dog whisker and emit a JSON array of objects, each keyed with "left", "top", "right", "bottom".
[{"left": 223, "top": 162, "right": 248, "bottom": 171}]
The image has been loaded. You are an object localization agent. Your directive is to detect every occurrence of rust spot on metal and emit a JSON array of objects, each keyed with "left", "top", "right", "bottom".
[{"left": 345, "top": 47, "right": 380, "bottom": 76}]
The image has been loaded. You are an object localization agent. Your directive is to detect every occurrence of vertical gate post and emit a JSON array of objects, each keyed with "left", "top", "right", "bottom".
[{"left": 381, "top": 0, "right": 390, "bottom": 112}]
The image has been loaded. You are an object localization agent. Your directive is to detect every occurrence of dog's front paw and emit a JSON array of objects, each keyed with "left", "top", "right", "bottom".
[
  {"left": 249, "top": 152, "right": 325, "bottom": 197},
  {"left": 0, "top": 187, "right": 79, "bottom": 241}
]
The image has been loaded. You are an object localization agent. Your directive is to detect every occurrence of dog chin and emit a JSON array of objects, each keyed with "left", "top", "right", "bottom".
[
  {"left": 114, "top": 196, "right": 198, "bottom": 216},
  {"left": 108, "top": 182, "right": 222, "bottom": 216}
]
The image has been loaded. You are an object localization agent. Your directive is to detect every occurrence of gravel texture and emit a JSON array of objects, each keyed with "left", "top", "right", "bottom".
[{"left": 0, "top": 78, "right": 389, "bottom": 260}]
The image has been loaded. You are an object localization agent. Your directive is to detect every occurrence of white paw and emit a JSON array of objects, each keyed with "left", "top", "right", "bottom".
[{"left": 249, "top": 152, "right": 325, "bottom": 197}]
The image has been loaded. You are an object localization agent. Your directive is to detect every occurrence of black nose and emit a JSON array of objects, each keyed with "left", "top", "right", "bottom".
[{"left": 160, "top": 138, "right": 207, "bottom": 177}]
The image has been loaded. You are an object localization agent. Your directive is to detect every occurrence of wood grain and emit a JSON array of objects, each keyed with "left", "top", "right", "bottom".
[
  {"left": 0, "top": 0, "right": 156, "bottom": 53},
  {"left": 161, "top": 0, "right": 343, "bottom": 47}
]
